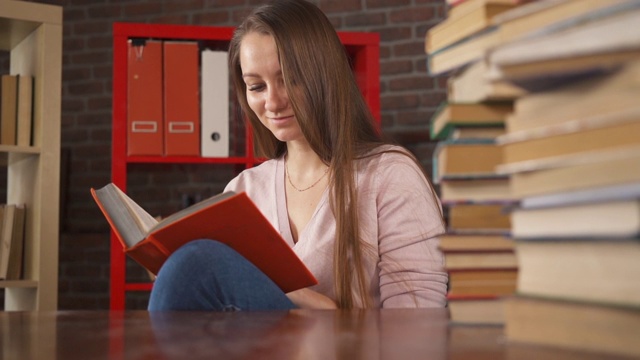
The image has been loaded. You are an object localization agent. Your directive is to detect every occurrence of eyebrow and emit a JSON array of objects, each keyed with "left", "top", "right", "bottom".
[{"left": 242, "top": 69, "right": 283, "bottom": 79}]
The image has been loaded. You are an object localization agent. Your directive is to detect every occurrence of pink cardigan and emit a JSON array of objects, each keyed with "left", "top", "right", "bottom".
[{"left": 225, "top": 145, "right": 448, "bottom": 308}]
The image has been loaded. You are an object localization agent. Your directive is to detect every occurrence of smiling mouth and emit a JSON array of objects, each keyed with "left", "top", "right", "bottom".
[{"left": 270, "top": 115, "right": 294, "bottom": 121}]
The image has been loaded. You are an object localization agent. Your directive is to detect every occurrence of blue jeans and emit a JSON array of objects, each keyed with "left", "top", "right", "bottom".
[{"left": 148, "top": 239, "right": 296, "bottom": 311}]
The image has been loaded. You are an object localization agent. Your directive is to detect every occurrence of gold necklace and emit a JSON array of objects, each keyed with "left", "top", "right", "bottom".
[{"left": 285, "top": 161, "right": 329, "bottom": 192}]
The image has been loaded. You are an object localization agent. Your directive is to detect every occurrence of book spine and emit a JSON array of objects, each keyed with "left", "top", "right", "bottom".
[
  {"left": 127, "top": 239, "right": 170, "bottom": 275},
  {"left": 1, "top": 75, "right": 18, "bottom": 146}
]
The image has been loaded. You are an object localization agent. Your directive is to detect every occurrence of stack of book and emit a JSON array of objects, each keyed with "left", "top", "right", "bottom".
[
  {"left": 429, "top": 102, "right": 518, "bottom": 326},
  {"left": 483, "top": 1, "right": 640, "bottom": 357},
  {"left": 427, "top": 0, "right": 640, "bottom": 330},
  {"left": 426, "top": 0, "right": 633, "bottom": 101},
  {"left": 431, "top": 104, "right": 518, "bottom": 325},
  {"left": 426, "top": 0, "right": 518, "bottom": 77},
  {"left": 426, "top": 0, "right": 532, "bottom": 325}
]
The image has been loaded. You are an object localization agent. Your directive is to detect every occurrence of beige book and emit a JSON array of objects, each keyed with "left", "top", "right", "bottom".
[
  {"left": 434, "top": 142, "right": 503, "bottom": 182},
  {"left": 0, "top": 204, "right": 15, "bottom": 279},
  {"left": 426, "top": 0, "right": 515, "bottom": 54},
  {"left": 447, "top": 60, "right": 526, "bottom": 103},
  {"left": 516, "top": 240, "right": 640, "bottom": 306},
  {"left": 491, "top": 3, "right": 640, "bottom": 81},
  {"left": 445, "top": 252, "right": 517, "bottom": 270},
  {"left": 5, "top": 204, "right": 25, "bottom": 280},
  {"left": 505, "top": 295, "right": 640, "bottom": 358},
  {"left": 440, "top": 177, "right": 512, "bottom": 202},
  {"left": 16, "top": 75, "right": 33, "bottom": 147},
  {"left": 500, "top": 119, "right": 640, "bottom": 165},
  {"left": 439, "top": 233, "right": 514, "bottom": 252},
  {"left": 449, "top": 296, "right": 505, "bottom": 325},
  {"left": 510, "top": 151, "right": 640, "bottom": 198},
  {"left": 505, "top": 60, "right": 640, "bottom": 134},
  {"left": 1, "top": 75, "right": 18, "bottom": 146}
]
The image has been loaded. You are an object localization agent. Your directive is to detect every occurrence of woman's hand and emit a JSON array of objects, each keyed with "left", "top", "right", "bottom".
[{"left": 287, "top": 288, "right": 337, "bottom": 309}]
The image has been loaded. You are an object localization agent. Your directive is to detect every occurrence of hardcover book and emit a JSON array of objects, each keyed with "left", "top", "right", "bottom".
[
  {"left": 505, "top": 295, "right": 640, "bottom": 358},
  {"left": 447, "top": 294, "right": 506, "bottom": 325},
  {"left": 433, "top": 141, "right": 504, "bottom": 183},
  {"left": 0, "top": 75, "right": 18, "bottom": 146},
  {"left": 91, "top": 183, "right": 317, "bottom": 293},
  {"left": 429, "top": 102, "right": 511, "bottom": 141},
  {"left": 515, "top": 238, "right": 640, "bottom": 306}
]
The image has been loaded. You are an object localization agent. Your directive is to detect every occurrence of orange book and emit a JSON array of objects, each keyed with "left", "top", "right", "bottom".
[
  {"left": 91, "top": 183, "right": 317, "bottom": 293},
  {"left": 163, "top": 41, "right": 200, "bottom": 156},
  {"left": 127, "top": 39, "right": 163, "bottom": 156}
]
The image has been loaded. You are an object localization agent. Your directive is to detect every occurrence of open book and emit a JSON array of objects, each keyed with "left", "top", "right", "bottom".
[{"left": 91, "top": 183, "right": 317, "bottom": 293}]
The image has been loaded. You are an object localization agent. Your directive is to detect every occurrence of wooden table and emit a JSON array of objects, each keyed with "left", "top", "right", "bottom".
[{"left": 0, "top": 309, "right": 628, "bottom": 359}]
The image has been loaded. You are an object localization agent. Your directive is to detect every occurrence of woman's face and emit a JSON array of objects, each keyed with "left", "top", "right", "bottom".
[{"left": 239, "top": 32, "right": 304, "bottom": 143}]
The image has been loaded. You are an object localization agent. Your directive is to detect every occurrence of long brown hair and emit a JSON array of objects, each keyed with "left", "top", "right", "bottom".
[{"left": 229, "top": 0, "right": 437, "bottom": 308}]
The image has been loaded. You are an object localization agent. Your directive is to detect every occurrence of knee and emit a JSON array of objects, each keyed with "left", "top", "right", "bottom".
[
  {"left": 160, "top": 239, "right": 236, "bottom": 274},
  {"left": 171, "top": 239, "right": 223, "bottom": 259}
]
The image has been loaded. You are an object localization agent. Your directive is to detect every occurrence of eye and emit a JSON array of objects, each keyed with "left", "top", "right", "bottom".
[{"left": 247, "top": 83, "right": 265, "bottom": 92}]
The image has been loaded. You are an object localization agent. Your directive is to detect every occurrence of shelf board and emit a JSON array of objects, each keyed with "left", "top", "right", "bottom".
[
  {"left": 124, "top": 282, "right": 153, "bottom": 292},
  {"left": 113, "top": 22, "right": 235, "bottom": 42},
  {"left": 0, "top": 146, "right": 40, "bottom": 167},
  {"left": 0, "top": 144, "right": 40, "bottom": 154},
  {"left": 126, "top": 156, "right": 260, "bottom": 165},
  {"left": 0, "top": 1, "right": 62, "bottom": 50},
  {"left": 0, "top": 280, "right": 38, "bottom": 289}
]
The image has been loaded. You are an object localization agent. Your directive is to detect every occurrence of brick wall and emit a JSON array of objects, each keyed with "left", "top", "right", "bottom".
[{"left": 20, "top": 0, "right": 447, "bottom": 309}]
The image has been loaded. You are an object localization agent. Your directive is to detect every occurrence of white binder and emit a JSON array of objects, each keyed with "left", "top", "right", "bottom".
[{"left": 201, "top": 49, "right": 229, "bottom": 157}]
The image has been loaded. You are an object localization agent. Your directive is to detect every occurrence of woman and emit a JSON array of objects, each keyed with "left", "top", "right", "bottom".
[{"left": 148, "top": 0, "right": 447, "bottom": 311}]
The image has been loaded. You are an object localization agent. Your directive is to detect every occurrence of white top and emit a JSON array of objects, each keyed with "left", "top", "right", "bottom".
[{"left": 224, "top": 145, "right": 448, "bottom": 308}]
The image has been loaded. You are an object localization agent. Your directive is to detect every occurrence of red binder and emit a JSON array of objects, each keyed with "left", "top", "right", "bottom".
[
  {"left": 163, "top": 41, "right": 200, "bottom": 156},
  {"left": 127, "top": 40, "right": 163, "bottom": 156}
]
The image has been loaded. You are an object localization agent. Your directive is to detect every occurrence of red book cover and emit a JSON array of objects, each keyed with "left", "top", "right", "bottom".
[
  {"left": 163, "top": 41, "right": 200, "bottom": 156},
  {"left": 91, "top": 184, "right": 317, "bottom": 293},
  {"left": 127, "top": 40, "right": 163, "bottom": 156}
]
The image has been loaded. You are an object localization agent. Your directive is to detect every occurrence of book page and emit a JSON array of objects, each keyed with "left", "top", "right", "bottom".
[
  {"left": 113, "top": 185, "right": 159, "bottom": 233},
  {"left": 95, "top": 184, "right": 155, "bottom": 248},
  {"left": 150, "top": 191, "right": 236, "bottom": 233}
]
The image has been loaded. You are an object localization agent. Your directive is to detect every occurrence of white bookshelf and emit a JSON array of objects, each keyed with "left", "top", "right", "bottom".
[{"left": 0, "top": 0, "right": 62, "bottom": 311}]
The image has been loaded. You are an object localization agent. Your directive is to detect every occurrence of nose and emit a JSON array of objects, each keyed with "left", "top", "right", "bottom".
[{"left": 265, "top": 84, "right": 288, "bottom": 113}]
